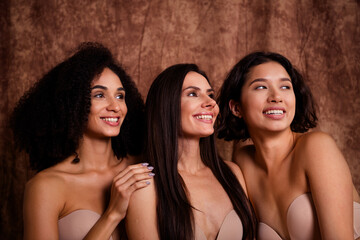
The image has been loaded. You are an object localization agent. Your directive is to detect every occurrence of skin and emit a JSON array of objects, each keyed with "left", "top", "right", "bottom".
[
  {"left": 126, "top": 71, "right": 248, "bottom": 240},
  {"left": 230, "top": 61, "right": 360, "bottom": 239},
  {"left": 23, "top": 68, "right": 154, "bottom": 240}
]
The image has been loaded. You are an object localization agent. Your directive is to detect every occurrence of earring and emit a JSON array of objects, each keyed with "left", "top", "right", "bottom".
[{"left": 72, "top": 152, "right": 80, "bottom": 164}]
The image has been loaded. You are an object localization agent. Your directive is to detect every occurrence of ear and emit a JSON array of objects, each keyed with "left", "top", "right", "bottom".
[{"left": 229, "top": 100, "right": 242, "bottom": 118}]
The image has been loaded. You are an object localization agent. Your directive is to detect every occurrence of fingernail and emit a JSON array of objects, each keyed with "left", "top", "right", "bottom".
[
  {"left": 141, "top": 163, "right": 149, "bottom": 166},
  {"left": 147, "top": 166, "right": 154, "bottom": 170},
  {"left": 149, "top": 173, "right": 155, "bottom": 176},
  {"left": 146, "top": 181, "right": 150, "bottom": 185}
]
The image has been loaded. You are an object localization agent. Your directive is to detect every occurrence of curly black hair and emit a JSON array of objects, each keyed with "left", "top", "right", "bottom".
[
  {"left": 10, "top": 42, "right": 145, "bottom": 171},
  {"left": 217, "top": 51, "right": 318, "bottom": 141}
]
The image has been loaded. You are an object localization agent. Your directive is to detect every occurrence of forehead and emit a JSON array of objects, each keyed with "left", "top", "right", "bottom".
[
  {"left": 91, "top": 68, "right": 123, "bottom": 87},
  {"left": 182, "top": 71, "right": 210, "bottom": 89},
  {"left": 247, "top": 61, "right": 290, "bottom": 80}
]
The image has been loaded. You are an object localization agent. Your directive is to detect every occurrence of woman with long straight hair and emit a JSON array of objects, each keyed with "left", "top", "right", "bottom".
[{"left": 126, "top": 64, "right": 257, "bottom": 240}]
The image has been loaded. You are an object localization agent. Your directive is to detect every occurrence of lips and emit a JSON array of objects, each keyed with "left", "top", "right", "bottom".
[
  {"left": 262, "top": 108, "right": 285, "bottom": 120},
  {"left": 192, "top": 113, "right": 215, "bottom": 123},
  {"left": 263, "top": 109, "right": 284, "bottom": 115},
  {"left": 100, "top": 117, "right": 120, "bottom": 126},
  {"left": 194, "top": 115, "right": 213, "bottom": 120}
]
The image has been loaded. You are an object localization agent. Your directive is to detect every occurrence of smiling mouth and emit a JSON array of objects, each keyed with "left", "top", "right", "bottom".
[
  {"left": 263, "top": 110, "right": 284, "bottom": 115},
  {"left": 100, "top": 117, "right": 119, "bottom": 122},
  {"left": 194, "top": 115, "right": 213, "bottom": 120}
]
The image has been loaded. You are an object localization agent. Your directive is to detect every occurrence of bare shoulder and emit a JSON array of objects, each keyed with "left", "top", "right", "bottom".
[
  {"left": 297, "top": 131, "right": 336, "bottom": 148},
  {"left": 128, "top": 177, "right": 156, "bottom": 203},
  {"left": 224, "top": 161, "right": 243, "bottom": 178},
  {"left": 224, "top": 161, "right": 248, "bottom": 194},
  {"left": 126, "top": 178, "right": 158, "bottom": 239},
  {"left": 295, "top": 131, "right": 343, "bottom": 168},
  {"left": 25, "top": 168, "right": 67, "bottom": 197},
  {"left": 233, "top": 142, "right": 255, "bottom": 168},
  {"left": 24, "top": 168, "right": 67, "bottom": 212},
  {"left": 23, "top": 168, "right": 68, "bottom": 239}
]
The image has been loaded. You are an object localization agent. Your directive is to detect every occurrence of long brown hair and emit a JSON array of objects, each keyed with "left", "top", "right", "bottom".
[{"left": 145, "top": 63, "right": 257, "bottom": 239}]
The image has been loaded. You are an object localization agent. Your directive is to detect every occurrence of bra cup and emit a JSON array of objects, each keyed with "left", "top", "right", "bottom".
[
  {"left": 287, "top": 194, "right": 320, "bottom": 240},
  {"left": 354, "top": 202, "right": 360, "bottom": 239}
]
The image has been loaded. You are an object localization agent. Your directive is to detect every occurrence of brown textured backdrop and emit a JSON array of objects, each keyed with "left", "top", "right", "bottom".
[{"left": 1, "top": 0, "right": 359, "bottom": 238}]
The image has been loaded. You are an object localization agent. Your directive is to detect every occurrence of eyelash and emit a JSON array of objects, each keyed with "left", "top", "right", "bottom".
[
  {"left": 93, "top": 93, "right": 125, "bottom": 99},
  {"left": 187, "top": 92, "right": 215, "bottom": 99},
  {"left": 116, "top": 94, "right": 125, "bottom": 99},
  {"left": 255, "top": 85, "right": 291, "bottom": 90},
  {"left": 94, "top": 93, "right": 104, "bottom": 98},
  {"left": 188, "top": 92, "right": 198, "bottom": 97}
]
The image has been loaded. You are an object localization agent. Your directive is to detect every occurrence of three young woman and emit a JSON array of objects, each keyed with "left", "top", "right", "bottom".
[
  {"left": 13, "top": 46, "right": 359, "bottom": 239},
  {"left": 11, "top": 42, "right": 154, "bottom": 239},
  {"left": 217, "top": 52, "right": 360, "bottom": 239},
  {"left": 125, "top": 64, "right": 257, "bottom": 239}
]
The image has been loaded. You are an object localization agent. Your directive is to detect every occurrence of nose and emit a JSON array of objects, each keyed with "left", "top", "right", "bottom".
[
  {"left": 267, "top": 88, "right": 282, "bottom": 103},
  {"left": 107, "top": 98, "right": 121, "bottom": 112},
  {"left": 201, "top": 95, "right": 217, "bottom": 108}
]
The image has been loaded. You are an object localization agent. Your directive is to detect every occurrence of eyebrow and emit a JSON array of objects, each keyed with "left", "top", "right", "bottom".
[
  {"left": 183, "top": 86, "right": 215, "bottom": 92},
  {"left": 91, "top": 85, "right": 125, "bottom": 91},
  {"left": 248, "top": 78, "right": 291, "bottom": 86}
]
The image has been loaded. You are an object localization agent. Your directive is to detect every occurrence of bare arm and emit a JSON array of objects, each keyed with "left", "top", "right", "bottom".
[
  {"left": 301, "top": 132, "right": 354, "bottom": 239},
  {"left": 84, "top": 163, "right": 154, "bottom": 240},
  {"left": 125, "top": 178, "right": 159, "bottom": 240},
  {"left": 23, "top": 174, "right": 65, "bottom": 240}
]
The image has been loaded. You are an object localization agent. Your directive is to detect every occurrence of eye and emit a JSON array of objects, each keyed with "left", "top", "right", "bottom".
[
  {"left": 116, "top": 93, "right": 125, "bottom": 100},
  {"left": 93, "top": 93, "right": 104, "bottom": 98},
  {"left": 188, "top": 92, "right": 198, "bottom": 97},
  {"left": 280, "top": 84, "right": 292, "bottom": 90},
  {"left": 255, "top": 86, "right": 267, "bottom": 90}
]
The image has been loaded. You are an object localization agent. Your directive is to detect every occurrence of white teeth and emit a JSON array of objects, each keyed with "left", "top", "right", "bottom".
[
  {"left": 195, "top": 115, "right": 213, "bottom": 120},
  {"left": 264, "top": 110, "right": 284, "bottom": 115},
  {"left": 101, "top": 117, "right": 118, "bottom": 122}
]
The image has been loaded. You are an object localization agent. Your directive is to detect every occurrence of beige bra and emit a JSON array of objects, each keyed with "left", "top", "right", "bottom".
[
  {"left": 258, "top": 193, "right": 360, "bottom": 240},
  {"left": 195, "top": 209, "right": 243, "bottom": 240},
  {"left": 58, "top": 209, "right": 119, "bottom": 240}
]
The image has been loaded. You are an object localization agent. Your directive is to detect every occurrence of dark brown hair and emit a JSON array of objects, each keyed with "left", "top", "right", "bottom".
[
  {"left": 217, "top": 52, "right": 317, "bottom": 141},
  {"left": 10, "top": 42, "right": 145, "bottom": 171},
  {"left": 146, "top": 63, "right": 257, "bottom": 239}
]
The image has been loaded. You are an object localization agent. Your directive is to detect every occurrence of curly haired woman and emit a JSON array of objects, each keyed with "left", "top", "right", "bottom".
[{"left": 11, "top": 42, "right": 153, "bottom": 240}]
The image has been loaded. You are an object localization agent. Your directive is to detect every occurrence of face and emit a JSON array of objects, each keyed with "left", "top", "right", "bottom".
[
  {"left": 180, "top": 71, "right": 219, "bottom": 139},
  {"left": 233, "top": 61, "right": 296, "bottom": 134},
  {"left": 85, "top": 68, "right": 128, "bottom": 138}
]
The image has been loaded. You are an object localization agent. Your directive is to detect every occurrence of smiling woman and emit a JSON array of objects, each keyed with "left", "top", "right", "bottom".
[
  {"left": 125, "top": 64, "right": 257, "bottom": 240},
  {"left": 217, "top": 52, "right": 360, "bottom": 239},
  {"left": 85, "top": 68, "right": 128, "bottom": 138},
  {"left": 10, "top": 42, "right": 154, "bottom": 240}
]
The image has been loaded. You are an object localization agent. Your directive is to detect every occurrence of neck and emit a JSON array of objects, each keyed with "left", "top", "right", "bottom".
[
  {"left": 249, "top": 128, "right": 296, "bottom": 173},
  {"left": 177, "top": 137, "right": 204, "bottom": 174},
  {"left": 76, "top": 135, "right": 117, "bottom": 171}
]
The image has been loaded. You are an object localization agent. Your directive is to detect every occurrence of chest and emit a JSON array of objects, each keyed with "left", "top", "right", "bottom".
[
  {"left": 60, "top": 172, "right": 115, "bottom": 218},
  {"left": 181, "top": 171, "right": 234, "bottom": 239}
]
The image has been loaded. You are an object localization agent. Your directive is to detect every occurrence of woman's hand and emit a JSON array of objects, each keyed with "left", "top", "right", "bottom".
[
  {"left": 106, "top": 163, "right": 154, "bottom": 221},
  {"left": 84, "top": 163, "right": 154, "bottom": 240}
]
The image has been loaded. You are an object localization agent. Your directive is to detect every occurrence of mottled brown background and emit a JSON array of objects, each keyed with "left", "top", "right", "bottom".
[{"left": 1, "top": 0, "right": 359, "bottom": 238}]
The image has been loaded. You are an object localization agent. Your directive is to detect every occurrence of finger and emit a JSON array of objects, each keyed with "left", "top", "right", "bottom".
[
  {"left": 113, "top": 165, "right": 154, "bottom": 185},
  {"left": 113, "top": 163, "right": 153, "bottom": 182},
  {"left": 113, "top": 172, "right": 155, "bottom": 193},
  {"left": 129, "top": 180, "right": 152, "bottom": 193}
]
